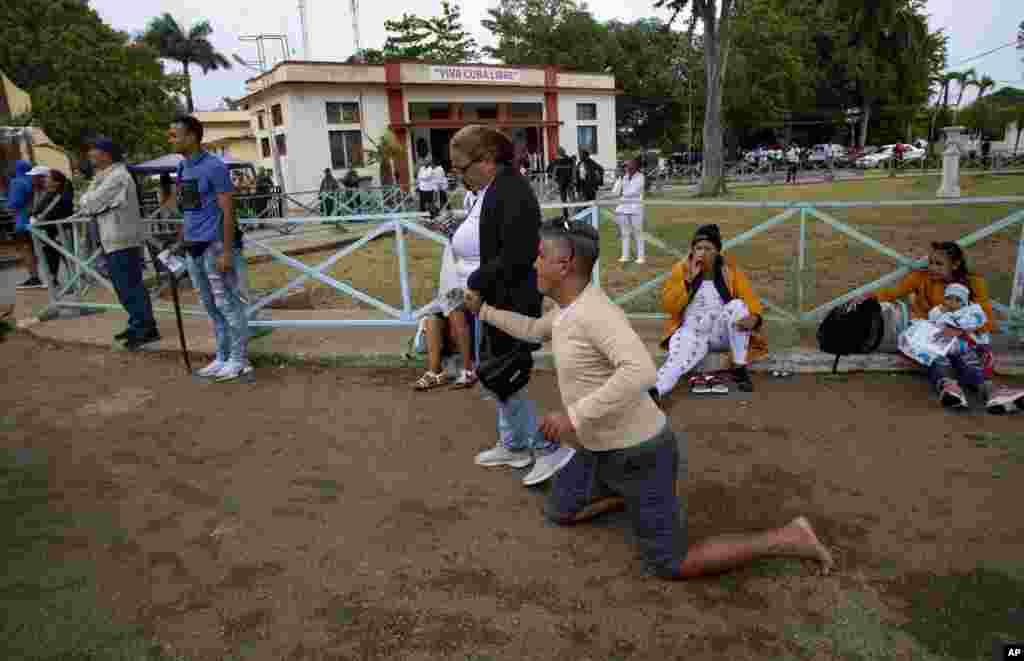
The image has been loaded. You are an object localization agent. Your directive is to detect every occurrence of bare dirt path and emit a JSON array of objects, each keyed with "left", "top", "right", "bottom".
[{"left": 2, "top": 332, "right": 1022, "bottom": 661}]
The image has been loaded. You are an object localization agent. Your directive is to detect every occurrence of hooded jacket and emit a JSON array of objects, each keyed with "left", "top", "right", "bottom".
[{"left": 7, "top": 160, "right": 33, "bottom": 230}]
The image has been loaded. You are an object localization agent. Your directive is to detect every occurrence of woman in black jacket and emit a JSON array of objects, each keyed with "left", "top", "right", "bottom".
[
  {"left": 451, "top": 125, "right": 575, "bottom": 487},
  {"left": 30, "top": 169, "right": 74, "bottom": 287}
]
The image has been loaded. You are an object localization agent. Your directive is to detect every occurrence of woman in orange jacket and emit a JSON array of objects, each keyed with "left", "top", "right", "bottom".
[
  {"left": 654, "top": 224, "right": 768, "bottom": 396},
  {"left": 858, "top": 241, "right": 1023, "bottom": 413}
]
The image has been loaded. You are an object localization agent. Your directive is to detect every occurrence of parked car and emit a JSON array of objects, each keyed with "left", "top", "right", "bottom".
[
  {"left": 808, "top": 144, "right": 848, "bottom": 163},
  {"left": 855, "top": 144, "right": 925, "bottom": 168}
]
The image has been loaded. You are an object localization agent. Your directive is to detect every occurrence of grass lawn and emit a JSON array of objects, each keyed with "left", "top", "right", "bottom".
[
  {"left": 0, "top": 443, "right": 182, "bottom": 661},
  {"left": 239, "top": 174, "right": 1023, "bottom": 322}
]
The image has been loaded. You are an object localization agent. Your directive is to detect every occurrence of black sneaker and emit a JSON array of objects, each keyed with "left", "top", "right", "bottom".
[
  {"left": 16, "top": 276, "right": 45, "bottom": 289},
  {"left": 124, "top": 329, "right": 161, "bottom": 350},
  {"left": 732, "top": 366, "right": 754, "bottom": 392},
  {"left": 114, "top": 328, "right": 132, "bottom": 341}
]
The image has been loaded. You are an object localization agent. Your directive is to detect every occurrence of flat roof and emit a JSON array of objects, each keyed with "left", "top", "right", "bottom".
[{"left": 240, "top": 60, "right": 617, "bottom": 103}]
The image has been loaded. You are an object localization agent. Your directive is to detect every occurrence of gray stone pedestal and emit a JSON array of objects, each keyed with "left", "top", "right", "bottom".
[{"left": 937, "top": 126, "right": 965, "bottom": 198}]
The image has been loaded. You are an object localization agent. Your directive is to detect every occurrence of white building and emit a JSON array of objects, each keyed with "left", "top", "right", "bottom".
[{"left": 238, "top": 60, "right": 618, "bottom": 193}]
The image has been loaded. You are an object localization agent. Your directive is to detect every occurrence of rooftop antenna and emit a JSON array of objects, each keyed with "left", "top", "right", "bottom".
[
  {"left": 350, "top": 0, "right": 361, "bottom": 55},
  {"left": 298, "top": 0, "right": 311, "bottom": 59}
]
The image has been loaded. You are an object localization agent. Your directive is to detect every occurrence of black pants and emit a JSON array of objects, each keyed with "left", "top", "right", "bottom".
[
  {"left": 419, "top": 190, "right": 435, "bottom": 217},
  {"left": 559, "top": 182, "right": 572, "bottom": 218},
  {"left": 40, "top": 226, "right": 64, "bottom": 281}
]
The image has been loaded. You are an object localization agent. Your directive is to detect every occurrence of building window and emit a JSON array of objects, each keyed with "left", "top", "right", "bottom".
[
  {"left": 409, "top": 103, "right": 451, "bottom": 121},
  {"left": 510, "top": 103, "right": 543, "bottom": 120},
  {"left": 271, "top": 104, "right": 283, "bottom": 127},
  {"left": 275, "top": 133, "right": 287, "bottom": 157},
  {"left": 577, "top": 126, "right": 598, "bottom": 155},
  {"left": 257, "top": 111, "right": 265, "bottom": 131},
  {"left": 261, "top": 137, "right": 271, "bottom": 158},
  {"left": 329, "top": 130, "right": 364, "bottom": 169},
  {"left": 577, "top": 103, "right": 597, "bottom": 121},
  {"left": 326, "top": 102, "right": 360, "bottom": 124}
]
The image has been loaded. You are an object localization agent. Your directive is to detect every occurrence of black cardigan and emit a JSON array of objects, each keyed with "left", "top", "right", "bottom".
[{"left": 467, "top": 164, "right": 543, "bottom": 358}]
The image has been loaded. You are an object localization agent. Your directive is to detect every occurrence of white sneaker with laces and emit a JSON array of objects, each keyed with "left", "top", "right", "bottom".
[
  {"left": 196, "top": 358, "right": 226, "bottom": 378},
  {"left": 474, "top": 445, "right": 533, "bottom": 468},
  {"left": 522, "top": 446, "right": 576, "bottom": 486},
  {"left": 215, "top": 360, "right": 254, "bottom": 382},
  {"left": 635, "top": 257, "right": 646, "bottom": 264}
]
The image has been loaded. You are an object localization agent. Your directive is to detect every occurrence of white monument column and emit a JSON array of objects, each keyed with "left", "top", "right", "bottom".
[{"left": 936, "top": 126, "right": 965, "bottom": 198}]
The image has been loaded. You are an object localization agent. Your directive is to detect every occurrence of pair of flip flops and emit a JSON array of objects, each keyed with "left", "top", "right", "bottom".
[{"left": 689, "top": 374, "right": 730, "bottom": 394}]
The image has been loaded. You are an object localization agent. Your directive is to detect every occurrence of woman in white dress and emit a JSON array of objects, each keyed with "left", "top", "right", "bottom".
[{"left": 612, "top": 159, "right": 645, "bottom": 263}]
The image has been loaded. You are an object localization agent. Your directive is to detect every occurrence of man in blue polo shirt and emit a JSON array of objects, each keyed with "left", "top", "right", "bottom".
[{"left": 169, "top": 115, "right": 252, "bottom": 381}]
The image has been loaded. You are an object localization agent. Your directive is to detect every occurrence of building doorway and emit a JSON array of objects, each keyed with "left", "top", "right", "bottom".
[{"left": 429, "top": 129, "right": 457, "bottom": 173}]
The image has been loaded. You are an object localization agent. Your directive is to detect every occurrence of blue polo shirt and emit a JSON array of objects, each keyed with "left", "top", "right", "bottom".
[{"left": 176, "top": 151, "right": 234, "bottom": 243}]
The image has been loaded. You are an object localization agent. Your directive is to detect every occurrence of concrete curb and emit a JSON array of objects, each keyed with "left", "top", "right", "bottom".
[{"left": 19, "top": 319, "right": 1024, "bottom": 376}]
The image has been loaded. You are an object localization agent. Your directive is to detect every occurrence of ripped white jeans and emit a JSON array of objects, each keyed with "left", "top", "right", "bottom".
[
  {"left": 186, "top": 241, "right": 249, "bottom": 365},
  {"left": 655, "top": 298, "right": 751, "bottom": 396}
]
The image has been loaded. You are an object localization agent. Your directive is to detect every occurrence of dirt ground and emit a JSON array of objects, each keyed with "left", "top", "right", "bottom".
[{"left": 3, "top": 332, "right": 1024, "bottom": 661}]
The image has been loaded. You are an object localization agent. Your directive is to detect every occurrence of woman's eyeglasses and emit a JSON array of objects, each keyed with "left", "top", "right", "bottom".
[{"left": 452, "top": 157, "right": 481, "bottom": 174}]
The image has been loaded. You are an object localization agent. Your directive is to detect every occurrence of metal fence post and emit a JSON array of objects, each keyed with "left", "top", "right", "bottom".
[
  {"left": 589, "top": 204, "right": 600, "bottom": 288},
  {"left": 394, "top": 220, "right": 413, "bottom": 319},
  {"left": 1009, "top": 220, "right": 1024, "bottom": 343},
  {"left": 798, "top": 208, "right": 807, "bottom": 315}
]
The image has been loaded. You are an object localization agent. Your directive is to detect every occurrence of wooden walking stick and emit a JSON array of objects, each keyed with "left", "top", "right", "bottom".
[{"left": 168, "top": 268, "right": 191, "bottom": 373}]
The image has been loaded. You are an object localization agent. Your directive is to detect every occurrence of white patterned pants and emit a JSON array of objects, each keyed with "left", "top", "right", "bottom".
[
  {"left": 615, "top": 213, "right": 645, "bottom": 260},
  {"left": 655, "top": 299, "right": 752, "bottom": 396}
]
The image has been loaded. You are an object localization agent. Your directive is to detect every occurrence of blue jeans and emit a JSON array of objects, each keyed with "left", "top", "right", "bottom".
[
  {"left": 186, "top": 242, "right": 249, "bottom": 364},
  {"left": 927, "top": 347, "right": 985, "bottom": 391},
  {"left": 107, "top": 247, "right": 156, "bottom": 336},
  {"left": 484, "top": 387, "right": 559, "bottom": 456},
  {"left": 545, "top": 423, "right": 687, "bottom": 578}
]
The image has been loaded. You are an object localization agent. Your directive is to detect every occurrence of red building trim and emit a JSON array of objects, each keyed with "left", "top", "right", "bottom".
[{"left": 545, "top": 91, "right": 560, "bottom": 161}]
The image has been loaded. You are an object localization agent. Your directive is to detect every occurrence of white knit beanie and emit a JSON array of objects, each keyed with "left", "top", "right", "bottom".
[{"left": 944, "top": 283, "right": 969, "bottom": 305}]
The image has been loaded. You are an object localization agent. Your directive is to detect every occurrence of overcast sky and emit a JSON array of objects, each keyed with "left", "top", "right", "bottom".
[{"left": 89, "top": 0, "right": 1023, "bottom": 110}]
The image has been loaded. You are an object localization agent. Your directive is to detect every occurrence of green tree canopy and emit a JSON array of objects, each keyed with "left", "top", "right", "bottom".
[
  {"left": 383, "top": 1, "right": 479, "bottom": 63},
  {"left": 0, "top": 0, "right": 181, "bottom": 162}
]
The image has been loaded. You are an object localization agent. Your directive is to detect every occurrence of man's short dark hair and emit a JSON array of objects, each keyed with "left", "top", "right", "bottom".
[
  {"left": 540, "top": 218, "right": 600, "bottom": 276},
  {"left": 172, "top": 115, "right": 204, "bottom": 144}
]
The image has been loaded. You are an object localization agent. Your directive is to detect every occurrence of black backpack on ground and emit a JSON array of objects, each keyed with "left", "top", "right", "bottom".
[{"left": 816, "top": 298, "right": 885, "bottom": 373}]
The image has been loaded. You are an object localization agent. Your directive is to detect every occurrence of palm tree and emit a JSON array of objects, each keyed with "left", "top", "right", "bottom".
[
  {"left": 952, "top": 67, "right": 977, "bottom": 110},
  {"left": 1008, "top": 105, "right": 1024, "bottom": 155},
  {"left": 141, "top": 14, "right": 232, "bottom": 113},
  {"left": 975, "top": 75, "right": 996, "bottom": 101}
]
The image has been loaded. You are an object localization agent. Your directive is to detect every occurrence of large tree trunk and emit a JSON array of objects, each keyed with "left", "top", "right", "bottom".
[
  {"left": 697, "top": 0, "right": 733, "bottom": 198},
  {"left": 183, "top": 62, "right": 194, "bottom": 114},
  {"left": 857, "top": 102, "right": 871, "bottom": 148},
  {"left": 1015, "top": 123, "right": 1022, "bottom": 155}
]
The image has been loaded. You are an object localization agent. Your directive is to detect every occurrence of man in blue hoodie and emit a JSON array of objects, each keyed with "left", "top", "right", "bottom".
[{"left": 6, "top": 160, "right": 43, "bottom": 289}]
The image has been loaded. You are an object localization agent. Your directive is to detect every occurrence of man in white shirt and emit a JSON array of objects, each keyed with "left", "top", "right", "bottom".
[
  {"left": 432, "top": 163, "right": 449, "bottom": 212},
  {"left": 417, "top": 158, "right": 437, "bottom": 217},
  {"left": 612, "top": 159, "right": 645, "bottom": 264}
]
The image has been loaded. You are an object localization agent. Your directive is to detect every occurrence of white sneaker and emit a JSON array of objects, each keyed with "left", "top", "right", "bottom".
[
  {"left": 196, "top": 358, "right": 226, "bottom": 378},
  {"left": 214, "top": 360, "right": 254, "bottom": 382},
  {"left": 522, "top": 446, "right": 576, "bottom": 486},
  {"left": 635, "top": 257, "right": 647, "bottom": 264},
  {"left": 474, "top": 445, "right": 533, "bottom": 468},
  {"left": 618, "top": 256, "right": 630, "bottom": 263},
  {"left": 987, "top": 388, "right": 1024, "bottom": 414}
]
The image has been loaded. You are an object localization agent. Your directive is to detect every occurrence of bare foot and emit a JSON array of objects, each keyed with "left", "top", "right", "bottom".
[{"left": 785, "top": 516, "right": 835, "bottom": 574}]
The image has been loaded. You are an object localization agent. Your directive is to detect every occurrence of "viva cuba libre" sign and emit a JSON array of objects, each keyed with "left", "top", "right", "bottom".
[{"left": 429, "top": 65, "right": 522, "bottom": 84}]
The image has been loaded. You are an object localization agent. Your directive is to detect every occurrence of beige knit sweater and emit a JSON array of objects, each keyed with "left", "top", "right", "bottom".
[{"left": 480, "top": 284, "right": 666, "bottom": 451}]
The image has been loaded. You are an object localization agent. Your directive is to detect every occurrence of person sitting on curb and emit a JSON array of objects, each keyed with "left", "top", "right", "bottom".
[
  {"left": 463, "top": 219, "right": 834, "bottom": 579},
  {"left": 854, "top": 241, "right": 1023, "bottom": 413},
  {"left": 654, "top": 224, "right": 766, "bottom": 398},
  {"left": 413, "top": 181, "right": 481, "bottom": 391}
]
